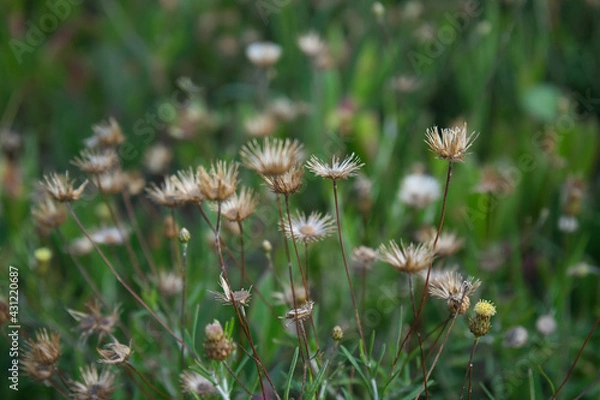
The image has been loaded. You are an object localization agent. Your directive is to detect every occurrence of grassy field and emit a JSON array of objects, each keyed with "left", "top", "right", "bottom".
[{"left": 1, "top": 1, "right": 600, "bottom": 399}]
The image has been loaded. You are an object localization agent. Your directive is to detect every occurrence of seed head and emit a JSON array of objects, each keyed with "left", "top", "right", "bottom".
[
  {"left": 71, "top": 149, "right": 118, "bottom": 174},
  {"left": 97, "top": 339, "right": 132, "bottom": 365},
  {"left": 172, "top": 168, "right": 204, "bottom": 204},
  {"left": 85, "top": 117, "right": 125, "bottom": 148},
  {"left": 212, "top": 274, "right": 252, "bottom": 307},
  {"left": 377, "top": 240, "right": 434, "bottom": 274},
  {"left": 297, "top": 32, "right": 327, "bottom": 58},
  {"left": 244, "top": 112, "right": 278, "bottom": 138},
  {"left": 146, "top": 175, "right": 182, "bottom": 208},
  {"left": 428, "top": 271, "right": 481, "bottom": 315},
  {"left": 181, "top": 370, "right": 217, "bottom": 396},
  {"left": 246, "top": 41, "right": 282, "bottom": 67},
  {"left": 306, "top": 153, "right": 364, "bottom": 180},
  {"left": 352, "top": 246, "right": 377, "bottom": 271},
  {"left": 92, "top": 169, "right": 126, "bottom": 195},
  {"left": 398, "top": 171, "right": 440, "bottom": 208},
  {"left": 69, "top": 364, "right": 118, "bottom": 400},
  {"left": 24, "top": 329, "right": 61, "bottom": 365},
  {"left": 262, "top": 164, "right": 304, "bottom": 195},
  {"left": 474, "top": 166, "right": 515, "bottom": 195},
  {"left": 282, "top": 211, "right": 336, "bottom": 244},
  {"left": 40, "top": 171, "right": 88, "bottom": 202},
  {"left": 68, "top": 299, "right": 120, "bottom": 341},
  {"left": 425, "top": 123, "right": 478, "bottom": 162},
  {"left": 32, "top": 196, "right": 67, "bottom": 235},
  {"left": 197, "top": 161, "right": 238, "bottom": 202},
  {"left": 219, "top": 187, "right": 258, "bottom": 222},
  {"left": 155, "top": 270, "right": 183, "bottom": 297},
  {"left": 240, "top": 138, "right": 305, "bottom": 176}
]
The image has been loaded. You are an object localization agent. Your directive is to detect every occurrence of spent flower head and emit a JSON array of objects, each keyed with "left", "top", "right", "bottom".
[
  {"left": 377, "top": 240, "right": 434, "bottom": 274},
  {"left": 24, "top": 329, "right": 61, "bottom": 365},
  {"left": 69, "top": 364, "right": 118, "bottom": 400},
  {"left": 71, "top": 149, "right": 118, "bottom": 175},
  {"left": 425, "top": 123, "right": 477, "bottom": 162},
  {"left": 172, "top": 168, "right": 204, "bottom": 204},
  {"left": 240, "top": 138, "right": 305, "bottom": 176},
  {"left": 97, "top": 339, "right": 132, "bottom": 365},
  {"left": 282, "top": 211, "right": 336, "bottom": 244},
  {"left": 146, "top": 175, "right": 182, "bottom": 208},
  {"left": 40, "top": 171, "right": 88, "bottom": 202},
  {"left": 246, "top": 41, "right": 282, "bottom": 67},
  {"left": 181, "top": 370, "right": 217, "bottom": 396},
  {"left": 212, "top": 274, "right": 252, "bottom": 307},
  {"left": 197, "top": 160, "right": 238, "bottom": 202},
  {"left": 398, "top": 171, "right": 440, "bottom": 208},
  {"left": 219, "top": 187, "right": 258, "bottom": 222},
  {"left": 32, "top": 195, "right": 67, "bottom": 235},
  {"left": 262, "top": 164, "right": 304, "bottom": 195},
  {"left": 85, "top": 118, "right": 125, "bottom": 148},
  {"left": 306, "top": 153, "right": 364, "bottom": 180},
  {"left": 428, "top": 271, "right": 481, "bottom": 314}
]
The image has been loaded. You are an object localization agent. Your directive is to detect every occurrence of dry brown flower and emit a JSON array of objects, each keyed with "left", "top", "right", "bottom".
[
  {"left": 212, "top": 274, "right": 252, "bottom": 307},
  {"left": 85, "top": 118, "right": 125, "bottom": 148},
  {"left": 71, "top": 149, "right": 119, "bottom": 175},
  {"left": 262, "top": 164, "right": 304, "bottom": 195},
  {"left": 70, "top": 364, "right": 118, "bottom": 400},
  {"left": 474, "top": 166, "right": 515, "bottom": 195},
  {"left": 352, "top": 246, "right": 377, "bottom": 271},
  {"left": 204, "top": 320, "right": 234, "bottom": 361},
  {"left": 172, "top": 168, "right": 204, "bottom": 204},
  {"left": 97, "top": 339, "right": 132, "bottom": 365},
  {"left": 92, "top": 169, "right": 127, "bottom": 195},
  {"left": 32, "top": 196, "right": 67, "bottom": 235},
  {"left": 219, "top": 187, "right": 257, "bottom": 222},
  {"left": 197, "top": 161, "right": 238, "bottom": 202},
  {"left": 377, "top": 241, "right": 434, "bottom": 274},
  {"left": 425, "top": 123, "right": 478, "bottom": 162},
  {"left": 40, "top": 172, "right": 88, "bottom": 202},
  {"left": 244, "top": 112, "right": 278, "bottom": 137},
  {"left": 68, "top": 299, "right": 120, "bottom": 341},
  {"left": 282, "top": 211, "right": 336, "bottom": 244},
  {"left": 146, "top": 176, "right": 182, "bottom": 208},
  {"left": 240, "top": 138, "right": 305, "bottom": 176},
  {"left": 155, "top": 270, "right": 183, "bottom": 297},
  {"left": 123, "top": 170, "right": 146, "bottom": 196},
  {"left": 24, "top": 329, "right": 61, "bottom": 365},
  {"left": 181, "top": 370, "right": 217, "bottom": 396},
  {"left": 306, "top": 153, "right": 364, "bottom": 180},
  {"left": 143, "top": 143, "right": 173, "bottom": 175},
  {"left": 428, "top": 271, "right": 481, "bottom": 315}
]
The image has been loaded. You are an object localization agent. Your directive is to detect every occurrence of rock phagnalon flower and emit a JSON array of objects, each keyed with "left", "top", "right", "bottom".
[
  {"left": 425, "top": 123, "right": 478, "bottom": 162},
  {"left": 306, "top": 153, "right": 364, "bottom": 180}
]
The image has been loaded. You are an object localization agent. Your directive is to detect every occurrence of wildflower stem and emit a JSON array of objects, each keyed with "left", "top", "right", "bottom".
[
  {"left": 332, "top": 180, "right": 366, "bottom": 354},
  {"left": 459, "top": 338, "right": 479, "bottom": 400},
  {"left": 122, "top": 190, "right": 158, "bottom": 277},
  {"left": 285, "top": 195, "right": 321, "bottom": 359},
  {"left": 552, "top": 314, "right": 600, "bottom": 399},
  {"left": 65, "top": 203, "right": 189, "bottom": 349},
  {"left": 97, "top": 181, "right": 146, "bottom": 285},
  {"left": 237, "top": 220, "right": 246, "bottom": 286},
  {"left": 180, "top": 240, "right": 189, "bottom": 372},
  {"left": 214, "top": 204, "right": 273, "bottom": 400},
  {"left": 223, "top": 361, "right": 253, "bottom": 396},
  {"left": 408, "top": 274, "right": 429, "bottom": 400},
  {"left": 391, "top": 161, "right": 453, "bottom": 377}
]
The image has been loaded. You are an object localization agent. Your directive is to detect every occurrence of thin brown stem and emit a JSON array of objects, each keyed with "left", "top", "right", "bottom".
[
  {"left": 574, "top": 372, "right": 600, "bottom": 400},
  {"left": 409, "top": 274, "right": 428, "bottom": 400},
  {"left": 552, "top": 315, "right": 600, "bottom": 399},
  {"left": 122, "top": 191, "right": 158, "bottom": 277},
  {"left": 332, "top": 180, "right": 366, "bottom": 354},
  {"left": 180, "top": 240, "right": 188, "bottom": 372},
  {"left": 237, "top": 220, "right": 246, "bottom": 286},
  {"left": 391, "top": 162, "right": 453, "bottom": 377},
  {"left": 65, "top": 203, "right": 189, "bottom": 350},
  {"left": 223, "top": 361, "right": 253, "bottom": 396},
  {"left": 459, "top": 338, "right": 479, "bottom": 400}
]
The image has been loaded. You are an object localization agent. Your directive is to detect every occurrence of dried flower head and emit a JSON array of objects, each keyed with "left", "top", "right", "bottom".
[
  {"left": 297, "top": 31, "right": 327, "bottom": 58},
  {"left": 68, "top": 299, "right": 120, "bottom": 341},
  {"left": 71, "top": 149, "right": 118, "bottom": 175},
  {"left": 268, "top": 98, "right": 298, "bottom": 121},
  {"left": 40, "top": 172, "right": 88, "bottom": 202},
  {"left": 503, "top": 326, "right": 528, "bottom": 348},
  {"left": 144, "top": 143, "right": 173, "bottom": 175},
  {"left": 172, "top": 168, "right": 204, "bottom": 204},
  {"left": 89, "top": 225, "right": 130, "bottom": 246},
  {"left": 536, "top": 314, "right": 557, "bottom": 336},
  {"left": 97, "top": 339, "right": 132, "bottom": 365},
  {"left": 352, "top": 246, "right": 377, "bottom": 271},
  {"left": 282, "top": 211, "right": 335, "bottom": 244},
  {"left": 124, "top": 170, "right": 146, "bottom": 195},
  {"left": 24, "top": 329, "right": 61, "bottom": 365},
  {"left": 85, "top": 118, "right": 125, "bottom": 148},
  {"left": 146, "top": 176, "right": 182, "bottom": 208},
  {"left": 155, "top": 270, "right": 183, "bottom": 297},
  {"left": 212, "top": 274, "right": 252, "bottom": 307},
  {"left": 22, "top": 359, "right": 54, "bottom": 382},
  {"left": 32, "top": 196, "right": 67, "bottom": 235},
  {"left": 262, "top": 164, "right": 304, "bottom": 195},
  {"left": 70, "top": 364, "right": 118, "bottom": 400},
  {"left": 377, "top": 241, "right": 434, "bottom": 274},
  {"left": 282, "top": 300, "right": 315, "bottom": 327},
  {"left": 306, "top": 153, "right": 364, "bottom": 180},
  {"left": 219, "top": 187, "right": 258, "bottom": 222},
  {"left": 181, "top": 370, "right": 217, "bottom": 396},
  {"left": 246, "top": 41, "right": 282, "bottom": 67},
  {"left": 197, "top": 161, "right": 238, "bottom": 202},
  {"left": 67, "top": 237, "right": 94, "bottom": 256},
  {"left": 244, "top": 112, "right": 278, "bottom": 137},
  {"left": 427, "top": 231, "right": 465, "bottom": 257},
  {"left": 474, "top": 166, "right": 515, "bottom": 195},
  {"left": 398, "top": 172, "right": 440, "bottom": 208},
  {"left": 92, "top": 169, "right": 126, "bottom": 195},
  {"left": 240, "top": 138, "right": 305, "bottom": 176},
  {"left": 428, "top": 271, "right": 481, "bottom": 314},
  {"left": 204, "top": 320, "right": 234, "bottom": 361},
  {"left": 425, "top": 123, "right": 478, "bottom": 162}
]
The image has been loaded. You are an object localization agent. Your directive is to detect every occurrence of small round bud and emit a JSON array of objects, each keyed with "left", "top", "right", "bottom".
[
  {"left": 178, "top": 228, "right": 191, "bottom": 244},
  {"left": 469, "top": 315, "right": 492, "bottom": 337},
  {"left": 331, "top": 325, "right": 343, "bottom": 342},
  {"left": 203, "top": 320, "right": 233, "bottom": 361},
  {"left": 262, "top": 240, "right": 272, "bottom": 253},
  {"left": 204, "top": 320, "right": 224, "bottom": 342},
  {"left": 35, "top": 247, "right": 53, "bottom": 274},
  {"left": 536, "top": 315, "right": 557, "bottom": 336}
]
